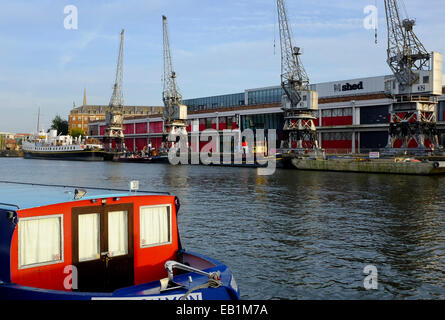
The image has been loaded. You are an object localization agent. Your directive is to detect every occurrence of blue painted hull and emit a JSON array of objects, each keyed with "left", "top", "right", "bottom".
[{"left": 0, "top": 252, "right": 240, "bottom": 300}]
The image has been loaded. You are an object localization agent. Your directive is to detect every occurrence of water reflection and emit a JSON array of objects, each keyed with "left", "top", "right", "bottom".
[{"left": 1, "top": 158, "right": 444, "bottom": 299}]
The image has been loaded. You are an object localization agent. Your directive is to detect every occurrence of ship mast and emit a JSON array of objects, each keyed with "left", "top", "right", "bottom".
[{"left": 36, "top": 106, "right": 40, "bottom": 135}]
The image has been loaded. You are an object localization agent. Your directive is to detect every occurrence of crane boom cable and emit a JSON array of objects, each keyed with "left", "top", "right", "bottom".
[
  {"left": 383, "top": 0, "right": 442, "bottom": 153},
  {"left": 277, "top": 0, "right": 310, "bottom": 107},
  {"left": 162, "top": 16, "right": 183, "bottom": 124},
  {"left": 109, "top": 29, "right": 125, "bottom": 108},
  {"left": 103, "top": 29, "right": 126, "bottom": 156},
  {"left": 163, "top": 16, "right": 182, "bottom": 105},
  {"left": 384, "top": 0, "right": 430, "bottom": 89},
  {"left": 160, "top": 15, "right": 188, "bottom": 155},
  {"left": 399, "top": 0, "right": 409, "bottom": 20},
  {"left": 276, "top": 0, "right": 319, "bottom": 153}
]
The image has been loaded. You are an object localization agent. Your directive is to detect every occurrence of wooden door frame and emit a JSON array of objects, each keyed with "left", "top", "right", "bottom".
[
  {"left": 102, "top": 203, "right": 134, "bottom": 261},
  {"left": 71, "top": 203, "right": 135, "bottom": 291},
  {"left": 72, "top": 205, "right": 105, "bottom": 265}
]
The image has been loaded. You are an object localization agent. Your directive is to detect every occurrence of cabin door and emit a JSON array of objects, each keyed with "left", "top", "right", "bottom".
[{"left": 72, "top": 203, "right": 134, "bottom": 292}]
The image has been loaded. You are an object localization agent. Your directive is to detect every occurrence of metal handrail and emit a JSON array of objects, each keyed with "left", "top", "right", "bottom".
[
  {"left": 0, "top": 202, "right": 19, "bottom": 209},
  {"left": 0, "top": 180, "right": 170, "bottom": 196},
  {"left": 165, "top": 261, "right": 216, "bottom": 283}
]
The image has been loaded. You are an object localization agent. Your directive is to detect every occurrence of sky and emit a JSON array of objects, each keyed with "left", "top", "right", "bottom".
[{"left": 0, "top": 0, "right": 444, "bottom": 133}]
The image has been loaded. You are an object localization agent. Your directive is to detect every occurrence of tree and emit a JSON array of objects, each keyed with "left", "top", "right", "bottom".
[
  {"left": 0, "top": 134, "right": 4, "bottom": 150},
  {"left": 50, "top": 115, "right": 69, "bottom": 135},
  {"left": 70, "top": 127, "right": 85, "bottom": 138}
]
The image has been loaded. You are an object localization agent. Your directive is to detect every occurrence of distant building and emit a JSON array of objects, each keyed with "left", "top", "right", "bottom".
[
  {"left": 0, "top": 132, "right": 31, "bottom": 150},
  {"left": 68, "top": 89, "right": 163, "bottom": 135},
  {"left": 86, "top": 75, "right": 445, "bottom": 153}
]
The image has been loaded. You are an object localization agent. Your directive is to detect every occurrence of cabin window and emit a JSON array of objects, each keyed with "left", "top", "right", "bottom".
[
  {"left": 78, "top": 213, "right": 100, "bottom": 262},
  {"left": 18, "top": 215, "right": 63, "bottom": 269},
  {"left": 108, "top": 211, "right": 128, "bottom": 257},
  {"left": 140, "top": 205, "right": 171, "bottom": 248}
]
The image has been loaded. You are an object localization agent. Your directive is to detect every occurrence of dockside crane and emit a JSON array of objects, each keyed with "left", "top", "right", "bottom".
[
  {"left": 276, "top": 0, "right": 319, "bottom": 153},
  {"left": 103, "top": 29, "right": 126, "bottom": 159},
  {"left": 162, "top": 16, "right": 188, "bottom": 153},
  {"left": 383, "top": 0, "right": 443, "bottom": 153}
]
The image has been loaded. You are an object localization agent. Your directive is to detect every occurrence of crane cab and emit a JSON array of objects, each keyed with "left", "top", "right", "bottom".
[
  {"left": 384, "top": 51, "right": 443, "bottom": 97},
  {"left": 282, "top": 90, "right": 318, "bottom": 111}
]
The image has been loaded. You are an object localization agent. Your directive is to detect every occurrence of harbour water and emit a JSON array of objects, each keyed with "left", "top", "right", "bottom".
[{"left": 1, "top": 158, "right": 445, "bottom": 300}]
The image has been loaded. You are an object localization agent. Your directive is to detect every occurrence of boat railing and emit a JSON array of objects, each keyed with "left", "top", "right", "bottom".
[
  {"left": 164, "top": 261, "right": 223, "bottom": 300},
  {"left": 0, "top": 202, "right": 20, "bottom": 210},
  {"left": 165, "top": 260, "right": 220, "bottom": 283},
  {"left": 0, "top": 180, "right": 170, "bottom": 196}
]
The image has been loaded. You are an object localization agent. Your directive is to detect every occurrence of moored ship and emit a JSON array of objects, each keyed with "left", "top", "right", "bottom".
[
  {"left": 282, "top": 152, "right": 445, "bottom": 175},
  {"left": 22, "top": 130, "right": 105, "bottom": 161}
]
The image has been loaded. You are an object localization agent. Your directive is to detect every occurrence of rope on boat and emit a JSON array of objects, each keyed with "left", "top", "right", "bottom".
[{"left": 180, "top": 272, "right": 222, "bottom": 300}]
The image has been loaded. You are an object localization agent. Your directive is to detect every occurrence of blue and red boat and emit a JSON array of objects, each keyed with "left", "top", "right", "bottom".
[{"left": 0, "top": 181, "right": 239, "bottom": 300}]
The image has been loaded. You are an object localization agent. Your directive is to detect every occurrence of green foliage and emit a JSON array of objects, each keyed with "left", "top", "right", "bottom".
[
  {"left": 70, "top": 127, "right": 85, "bottom": 138},
  {"left": 50, "top": 115, "right": 69, "bottom": 135}
]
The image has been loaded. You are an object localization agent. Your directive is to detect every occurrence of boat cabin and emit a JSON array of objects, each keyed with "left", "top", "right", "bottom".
[{"left": 0, "top": 182, "right": 181, "bottom": 293}]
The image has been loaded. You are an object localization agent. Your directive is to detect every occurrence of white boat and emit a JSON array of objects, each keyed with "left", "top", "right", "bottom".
[{"left": 22, "top": 130, "right": 105, "bottom": 161}]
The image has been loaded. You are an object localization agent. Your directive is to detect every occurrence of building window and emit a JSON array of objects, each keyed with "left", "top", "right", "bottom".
[
  {"left": 140, "top": 205, "right": 171, "bottom": 248},
  {"left": 344, "top": 108, "right": 353, "bottom": 116},
  {"left": 322, "top": 133, "right": 330, "bottom": 141},
  {"left": 439, "top": 101, "right": 445, "bottom": 121},
  {"left": 226, "top": 117, "right": 233, "bottom": 130},
  {"left": 332, "top": 109, "right": 341, "bottom": 117},
  {"left": 18, "top": 215, "right": 63, "bottom": 269},
  {"left": 322, "top": 109, "right": 332, "bottom": 117}
]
